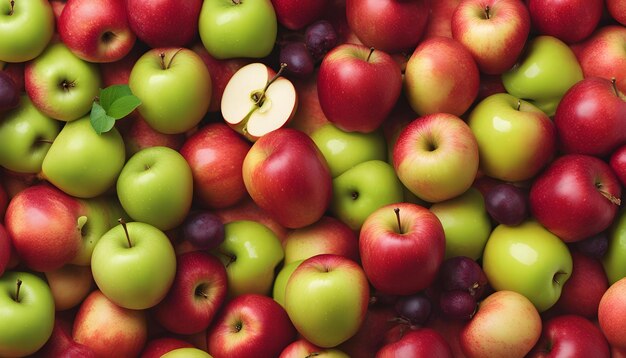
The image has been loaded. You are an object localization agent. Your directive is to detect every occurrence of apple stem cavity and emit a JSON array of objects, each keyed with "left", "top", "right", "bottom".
[
  {"left": 60, "top": 80, "right": 76, "bottom": 92},
  {"left": 305, "top": 353, "right": 321, "bottom": 358},
  {"left": 394, "top": 207, "right": 403, "bottom": 234},
  {"left": 484, "top": 6, "right": 491, "bottom": 19},
  {"left": 14, "top": 279, "right": 22, "bottom": 302},
  {"left": 252, "top": 63, "right": 287, "bottom": 107},
  {"left": 159, "top": 48, "right": 184, "bottom": 70},
  {"left": 217, "top": 249, "right": 236, "bottom": 267},
  {"left": 366, "top": 47, "right": 375, "bottom": 62},
  {"left": 118, "top": 218, "right": 133, "bottom": 248},
  {"left": 231, "top": 0, "right": 242, "bottom": 4},
  {"left": 612, "top": 77, "right": 620, "bottom": 97},
  {"left": 516, "top": 99, "right": 521, "bottom": 111},
  {"left": 552, "top": 271, "right": 568, "bottom": 285},
  {"left": 8, "top": 0, "right": 14, "bottom": 15}
]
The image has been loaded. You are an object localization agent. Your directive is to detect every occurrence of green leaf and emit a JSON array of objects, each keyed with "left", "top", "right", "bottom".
[
  {"left": 90, "top": 102, "right": 115, "bottom": 135},
  {"left": 99, "top": 84, "right": 133, "bottom": 111},
  {"left": 107, "top": 95, "right": 142, "bottom": 120}
]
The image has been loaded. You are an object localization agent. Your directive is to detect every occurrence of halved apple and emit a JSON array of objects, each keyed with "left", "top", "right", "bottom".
[{"left": 221, "top": 62, "right": 298, "bottom": 141}]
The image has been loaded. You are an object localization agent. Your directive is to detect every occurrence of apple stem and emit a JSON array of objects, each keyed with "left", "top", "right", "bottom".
[
  {"left": 366, "top": 47, "right": 375, "bottom": 62},
  {"left": 14, "top": 279, "right": 22, "bottom": 302},
  {"left": 516, "top": 99, "right": 521, "bottom": 111},
  {"left": 599, "top": 188, "right": 622, "bottom": 206},
  {"left": 484, "top": 6, "right": 491, "bottom": 19},
  {"left": 252, "top": 63, "right": 287, "bottom": 107},
  {"left": 305, "top": 353, "right": 321, "bottom": 358},
  {"left": 8, "top": 0, "right": 14, "bottom": 15},
  {"left": 118, "top": 218, "right": 133, "bottom": 248},
  {"left": 394, "top": 207, "right": 403, "bottom": 234},
  {"left": 166, "top": 48, "right": 184, "bottom": 70},
  {"left": 216, "top": 249, "right": 236, "bottom": 267},
  {"left": 231, "top": 0, "right": 241, "bottom": 4},
  {"left": 612, "top": 77, "right": 619, "bottom": 97},
  {"left": 159, "top": 52, "right": 166, "bottom": 70},
  {"left": 61, "top": 80, "right": 76, "bottom": 92}
]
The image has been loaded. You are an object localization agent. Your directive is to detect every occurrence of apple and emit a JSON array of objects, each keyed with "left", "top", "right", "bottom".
[
  {"left": 119, "top": 112, "right": 186, "bottom": 158},
  {"left": 338, "top": 305, "right": 399, "bottom": 357},
  {"left": 44, "top": 264, "right": 94, "bottom": 311},
  {"left": 376, "top": 328, "right": 453, "bottom": 358},
  {"left": 271, "top": 0, "right": 328, "bottom": 30},
  {"left": 37, "top": 318, "right": 96, "bottom": 358},
  {"left": 460, "top": 290, "right": 542, "bottom": 358},
  {"left": 576, "top": 26, "right": 626, "bottom": 94},
  {"left": 317, "top": 44, "right": 402, "bottom": 133},
  {"left": 610, "top": 144, "right": 626, "bottom": 187},
  {"left": 117, "top": 146, "right": 193, "bottom": 231},
  {"left": 599, "top": 276, "right": 626, "bottom": 349},
  {"left": 153, "top": 251, "right": 228, "bottom": 335},
  {"left": 529, "top": 314, "right": 610, "bottom": 358},
  {"left": 129, "top": 47, "right": 211, "bottom": 134},
  {"left": 482, "top": 220, "right": 573, "bottom": 312},
  {"left": 468, "top": 93, "right": 556, "bottom": 182},
  {"left": 272, "top": 259, "right": 303, "bottom": 308},
  {"left": 0, "top": 0, "right": 55, "bottom": 62},
  {"left": 58, "top": 0, "right": 136, "bottom": 63},
  {"left": 359, "top": 202, "right": 446, "bottom": 295},
  {"left": 423, "top": 0, "right": 462, "bottom": 39},
  {"left": 0, "top": 271, "right": 55, "bottom": 357},
  {"left": 221, "top": 62, "right": 297, "bottom": 141},
  {"left": 24, "top": 41, "right": 102, "bottom": 122},
  {"left": 603, "top": 208, "right": 626, "bottom": 284},
  {"left": 529, "top": 154, "right": 622, "bottom": 243},
  {"left": 404, "top": 36, "right": 480, "bottom": 117},
  {"left": 198, "top": 0, "right": 277, "bottom": 59},
  {"left": 0, "top": 223, "right": 10, "bottom": 276},
  {"left": 607, "top": 0, "right": 626, "bottom": 25},
  {"left": 287, "top": 72, "right": 330, "bottom": 135},
  {"left": 502, "top": 35, "right": 583, "bottom": 116},
  {"left": 242, "top": 128, "right": 332, "bottom": 229},
  {"left": 393, "top": 112, "right": 479, "bottom": 203},
  {"left": 90, "top": 221, "right": 177, "bottom": 310},
  {"left": 554, "top": 77, "right": 626, "bottom": 157},
  {"left": 73, "top": 290, "right": 148, "bottom": 357},
  {"left": 279, "top": 339, "right": 350, "bottom": 357},
  {"left": 99, "top": 44, "right": 144, "bottom": 87},
  {"left": 213, "top": 197, "right": 289, "bottom": 243},
  {"left": 285, "top": 254, "right": 369, "bottom": 348},
  {"left": 162, "top": 348, "right": 213, "bottom": 358},
  {"left": 140, "top": 337, "right": 195, "bottom": 358},
  {"left": 527, "top": 0, "right": 603, "bottom": 44},
  {"left": 207, "top": 294, "right": 297, "bottom": 358},
  {"left": 451, "top": 0, "right": 530, "bottom": 75}
]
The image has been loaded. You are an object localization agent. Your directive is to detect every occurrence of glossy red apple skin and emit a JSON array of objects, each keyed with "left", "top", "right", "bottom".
[
  {"left": 610, "top": 144, "right": 626, "bottom": 187},
  {"left": 577, "top": 26, "right": 626, "bottom": 94},
  {"left": 213, "top": 197, "right": 289, "bottom": 243},
  {"left": 376, "top": 328, "right": 453, "bottom": 358},
  {"left": 598, "top": 277, "right": 626, "bottom": 350},
  {"left": 271, "top": 0, "right": 329, "bottom": 30},
  {"left": 529, "top": 314, "right": 610, "bottom": 358},
  {"left": 119, "top": 113, "right": 186, "bottom": 158},
  {"left": 607, "top": 0, "right": 626, "bottom": 25},
  {"left": 527, "top": 0, "right": 603, "bottom": 44},
  {"left": 99, "top": 44, "right": 144, "bottom": 87},
  {"left": 0, "top": 224, "right": 10, "bottom": 277},
  {"left": 139, "top": 337, "right": 195, "bottom": 358},
  {"left": 529, "top": 154, "right": 622, "bottom": 243},
  {"left": 423, "top": 0, "right": 462, "bottom": 40},
  {"left": 37, "top": 318, "right": 96, "bottom": 358},
  {"left": 287, "top": 72, "right": 330, "bottom": 136}
]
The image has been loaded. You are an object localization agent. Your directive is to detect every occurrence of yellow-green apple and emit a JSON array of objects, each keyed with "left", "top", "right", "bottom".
[
  {"left": 58, "top": 0, "right": 136, "bottom": 63},
  {"left": 376, "top": 329, "right": 453, "bottom": 358},
  {"left": 0, "top": 0, "right": 55, "bottom": 62},
  {"left": 330, "top": 160, "right": 404, "bottom": 230},
  {"left": 576, "top": 26, "right": 626, "bottom": 93},
  {"left": 73, "top": 290, "right": 148, "bottom": 357},
  {"left": 180, "top": 123, "right": 250, "bottom": 209},
  {"left": 90, "top": 221, "right": 177, "bottom": 310},
  {"left": 482, "top": 220, "right": 573, "bottom": 312},
  {"left": 345, "top": 0, "right": 429, "bottom": 53},
  {"left": 140, "top": 337, "right": 195, "bottom": 358},
  {"left": 610, "top": 144, "right": 626, "bottom": 186},
  {"left": 153, "top": 251, "right": 228, "bottom": 335},
  {"left": 24, "top": 42, "right": 101, "bottom": 122},
  {"left": 271, "top": 0, "right": 328, "bottom": 30},
  {"left": 198, "top": 0, "right": 277, "bottom": 59},
  {"left": 460, "top": 290, "right": 541, "bottom": 358},
  {"left": 285, "top": 254, "right": 369, "bottom": 348},
  {"left": 451, "top": 0, "right": 530, "bottom": 74},
  {"left": 0, "top": 271, "right": 55, "bottom": 357},
  {"left": 429, "top": 187, "right": 492, "bottom": 260},
  {"left": 310, "top": 122, "right": 388, "bottom": 178},
  {"left": 0, "top": 95, "right": 60, "bottom": 174},
  {"left": 554, "top": 77, "right": 626, "bottom": 157},
  {"left": 213, "top": 197, "right": 289, "bottom": 243},
  {"left": 359, "top": 202, "right": 446, "bottom": 295},
  {"left": 117, "top": 146, "right": 193, "bottom": 231},
  {"left": 242, "top": 128, "right": 332, "bottom": 229},
  {"left": 215, "top": 220, "right": 283, "bottom": 297},
  {"left": 528, "top": 314, "right": 610, "bottom": 358},
  {"left": 468, "top": 93, "right": 556, "bottom": 182},
  {"left": 607, "top": 0, "right": 626, "bottom": 25},
  {"left": 41, "top": 116, "right": 126, "bottom": 198},
  {"left": 129, "top": 47, "right": 211, "bottom": 134},
  {"left": 423, "top": 0, "right": 461, "bottom": 39},
  {"left": 527, "top": 0, "right": 603, "bottom": 44},
  {"left": 37, "top": 318, "right": 96, "bottom": 358},
  {"left": 404, "top": 36, "right": 479, "bottom": 116},
  {"left": 603, "top": 208, "right": 626, "bottom": 284},
  {"left": 279, "top": 339, "right": 350, "bottom": 357},
  {"left": 162, "top": 347, "right": 213, "bottom": 358},
  {"left": 119, "top": 113, "right": 186, "bottom": 158},
  {"left": 126, "top": 0, "right": 202, "bottom": 48},
  {"left": 221, "top": 62, "right": 297, "bottom": 141},
  {"left": 393, "top": 113, "right": 479, "bottom": 203},
  {"left": 0, "top": 70, "right": 19, "bottom": 111},
  {"left": 599, "top": 277, "right": 626, "bottom": 350},
  {"left": 529, "top": 154, "right": 622, "bottom": 243},
  {"left": 207, "top": 294, "right": 296, "bottom": 358},
  {"left": 272, "top": 259, "right": 302, "bottom": 308},
  {"left": 44, "top": 264, "right": 94, "bottom": 311},
  {"left": 282, "top": 215, "right": 359, "bottom": 265},
  {"left": 317, "top": 44, "right": 402, "bottom": 133},
  {"left": 501, "top": 35, "right": 583, "bottom": 116},
  {"left": 0, "top": 224, "right": 9, "bottom": 276}
]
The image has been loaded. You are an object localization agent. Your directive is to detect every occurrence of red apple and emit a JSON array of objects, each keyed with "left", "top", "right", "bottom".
[
  {"left": 99, "top": 44, "right": 144, "bottom": 87},
  {"left": 279, "top": 338, "right": 349, "bottom": 357},
  {"left": 423, "top": 0, "right": 462, "bottom": 39},
  {"left": 287, "top": 72, "right": 330, "bottom": 135},
  {"left": 577, "top": 26, "right": 626, "bottom": 93},
  {"left": 610, "top": 144, "right": 626, "bottom": 187},
  {"left": 44, "top": 264, "right": 94, "bottom": 311},
  {"left": 607, "top": 0, "right": 626, "bottom": 25},
  {"left": 271, "top": 0, "right": 329, "bottom": 30},
  {"left": 37, "top": 318, "right": 96, "bottom": 358},
  {"left": 527, "top": 0, "right": 603, "bottom": 44},
  {"left": 598, "top": 277, "right": 626, "bottom": 350},
  {"left": 213, "top": 197, "right": 289, "bottom": 243},
  {"left": 119, "top": 113, "right": 186, "bottom": 158},
  {"left": 140, "top": 337, "right": 194, "bottom": 358},
  {"left": 529, "top": 314, "right": 610, "bottom": 358},
  {"left": 376, "top": 328, "right": 453, "bottom": 358},
  {"left": 0, "top": 224, "right": 10, "bottom": 277}
]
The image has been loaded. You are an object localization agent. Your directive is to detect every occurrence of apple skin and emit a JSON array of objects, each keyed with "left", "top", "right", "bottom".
[
  {"left": 527, "top": 0, "right": 603, "bottom": 44},
  {"left": 279, "top": 338, "right": 349, "bottom": 357},
  {"left": 272, "top": 259, "right": 302, "bottom": 308},
  {"left": 44, "top": 264, "right": 94, "bottom": 311},
  {"left": 404, "top": 36, "right": 480, "bottom": 117},
  {"left": 376, "top": 328, "right": 453, "bottom": 358},
  {"left": 598, "top": 277, "right": 626, "bottom": 350},
  {"left": 180, "top": 123, "right": 251, "bottom": 209},
  {"left": 338, "top": 305, "right": 399, "bottom": 357},
  {"left": 528, "top": 314, "right": 610, "bottom": 358},
  {"left": 610, "top": 144, "right": 626, "bottom": 187},
  {"left": 603, "top": 208, "right": 626, "bottom": 285},
  {"left": 345, "top": 0, "right": 429, "bottom": 53},
  {"left": 37, "top": 318, "right": 96, "bottom": 358},
  {"left": 529, "top": 154, "right": 622, "bottom": 243},
  {"left": 553, "top": 76, "right": 626, "bottom": 157},
  {"left": 460, "top": 290, "right": 542, "bottom": 358},
  {"left": 607, "top": 0, "right": 626, "bottom": 25},
  {"left": 242, "top": 128, "right": 332, "bottom": 229},
  {"left": 99, "top": 44, "right": 144, "bottom": 87},
  {"left": 0, "top": 0, "right": 55, "bottom": 63},
  {"left": 119, "top": 112, "right": 186, "bottom": 158},
  {"left": 73, "top": 290, "right": 148, "bottom": 358},
  {"left": 213, "top": 197, "right": 289, "bottom": 243},
  {"left": 271, "top": 0, "right": 329, "bottom": 30},
  {"left": 140, "top": 337, "right": 195, "bottom": 358},
  {"left": 451, "top": 0, "right": 530, "bottom": 75},
  {"left": 577, "top": 26, "right": 626, "bottom": 94},
  {"left": 287, "top": 72, "right": 330, "bottom": 136},
  {"left": 58, "top": 0, "right": 136, "bottom": 63},
  {"left": 423, "top": 0, "right": 462, "bottom": 39},
  {"left": 359, "top": 202, "right": 446, "bottom": 295},
  {"left": 207, "top": 293, "right": 297, "bottom": 358},
  {"left": 126, "top": 0, "right": 202, "bottom": 48},
  {"left": 0, "top": 224, "right": 10, "bottom": 276},
  {"left": 317, "top": 44, "right": 402, "bottom": 133}
]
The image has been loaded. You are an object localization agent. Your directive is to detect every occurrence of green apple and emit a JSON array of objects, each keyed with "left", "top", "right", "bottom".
[
  {"left": 0, "top": 0, "right": 54, "bottom": 62},
  {"left": 129, "top": 48, "right": 211, "bottom": 134},
  {"left": 24, "top": 41, "right": 102, "bottom": 121},
  {"left": 116, "top": 146, "right": 193, "bottom": 231},
  {"left": 502, "top": 35, "right": 583, "bottom": 116},
  {"left": 162, "top": 348, "right": 213, "bottom": 358},
  {"left": 91, "top": 221, "right": 177, "bottom": 310},
  {"left": 0, "top": 95, "right": 60, "bottom": 173},
  {"left": 41, "top": 116, "right": 125, "bottom": 198},
  {"left": 0, "top": 271, "right": 55, "bottom": 357},
  {"left": 272, "top": 259, "right": 303, "bottom": 308},
  {"left": 429, "top": 187, "right": 493, "bottom": 260},
  {"left": 603, "top": 208, "right": 626, "bottom": 285},
  {"left": 310, "top": 123, "right": 388, "bottom": 177},
  {"left": 468, "top": 93, "right": 556, "bottom": 182},
  {"left": 198, "top": 0, "right": 277, "bottom": 59},
  {"left": 482, "top": 220, "right": 573, "bottom": 312},
  {"left": 330, "top": 160, "right": 404, "bottom": 230},
  {"left": 214, "top": 220, "right": 284, "bottom": 297}
]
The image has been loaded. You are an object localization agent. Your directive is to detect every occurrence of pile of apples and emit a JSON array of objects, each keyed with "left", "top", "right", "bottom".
[{"left": 2, "top": 0, "right": 626, "bottom": 356}]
